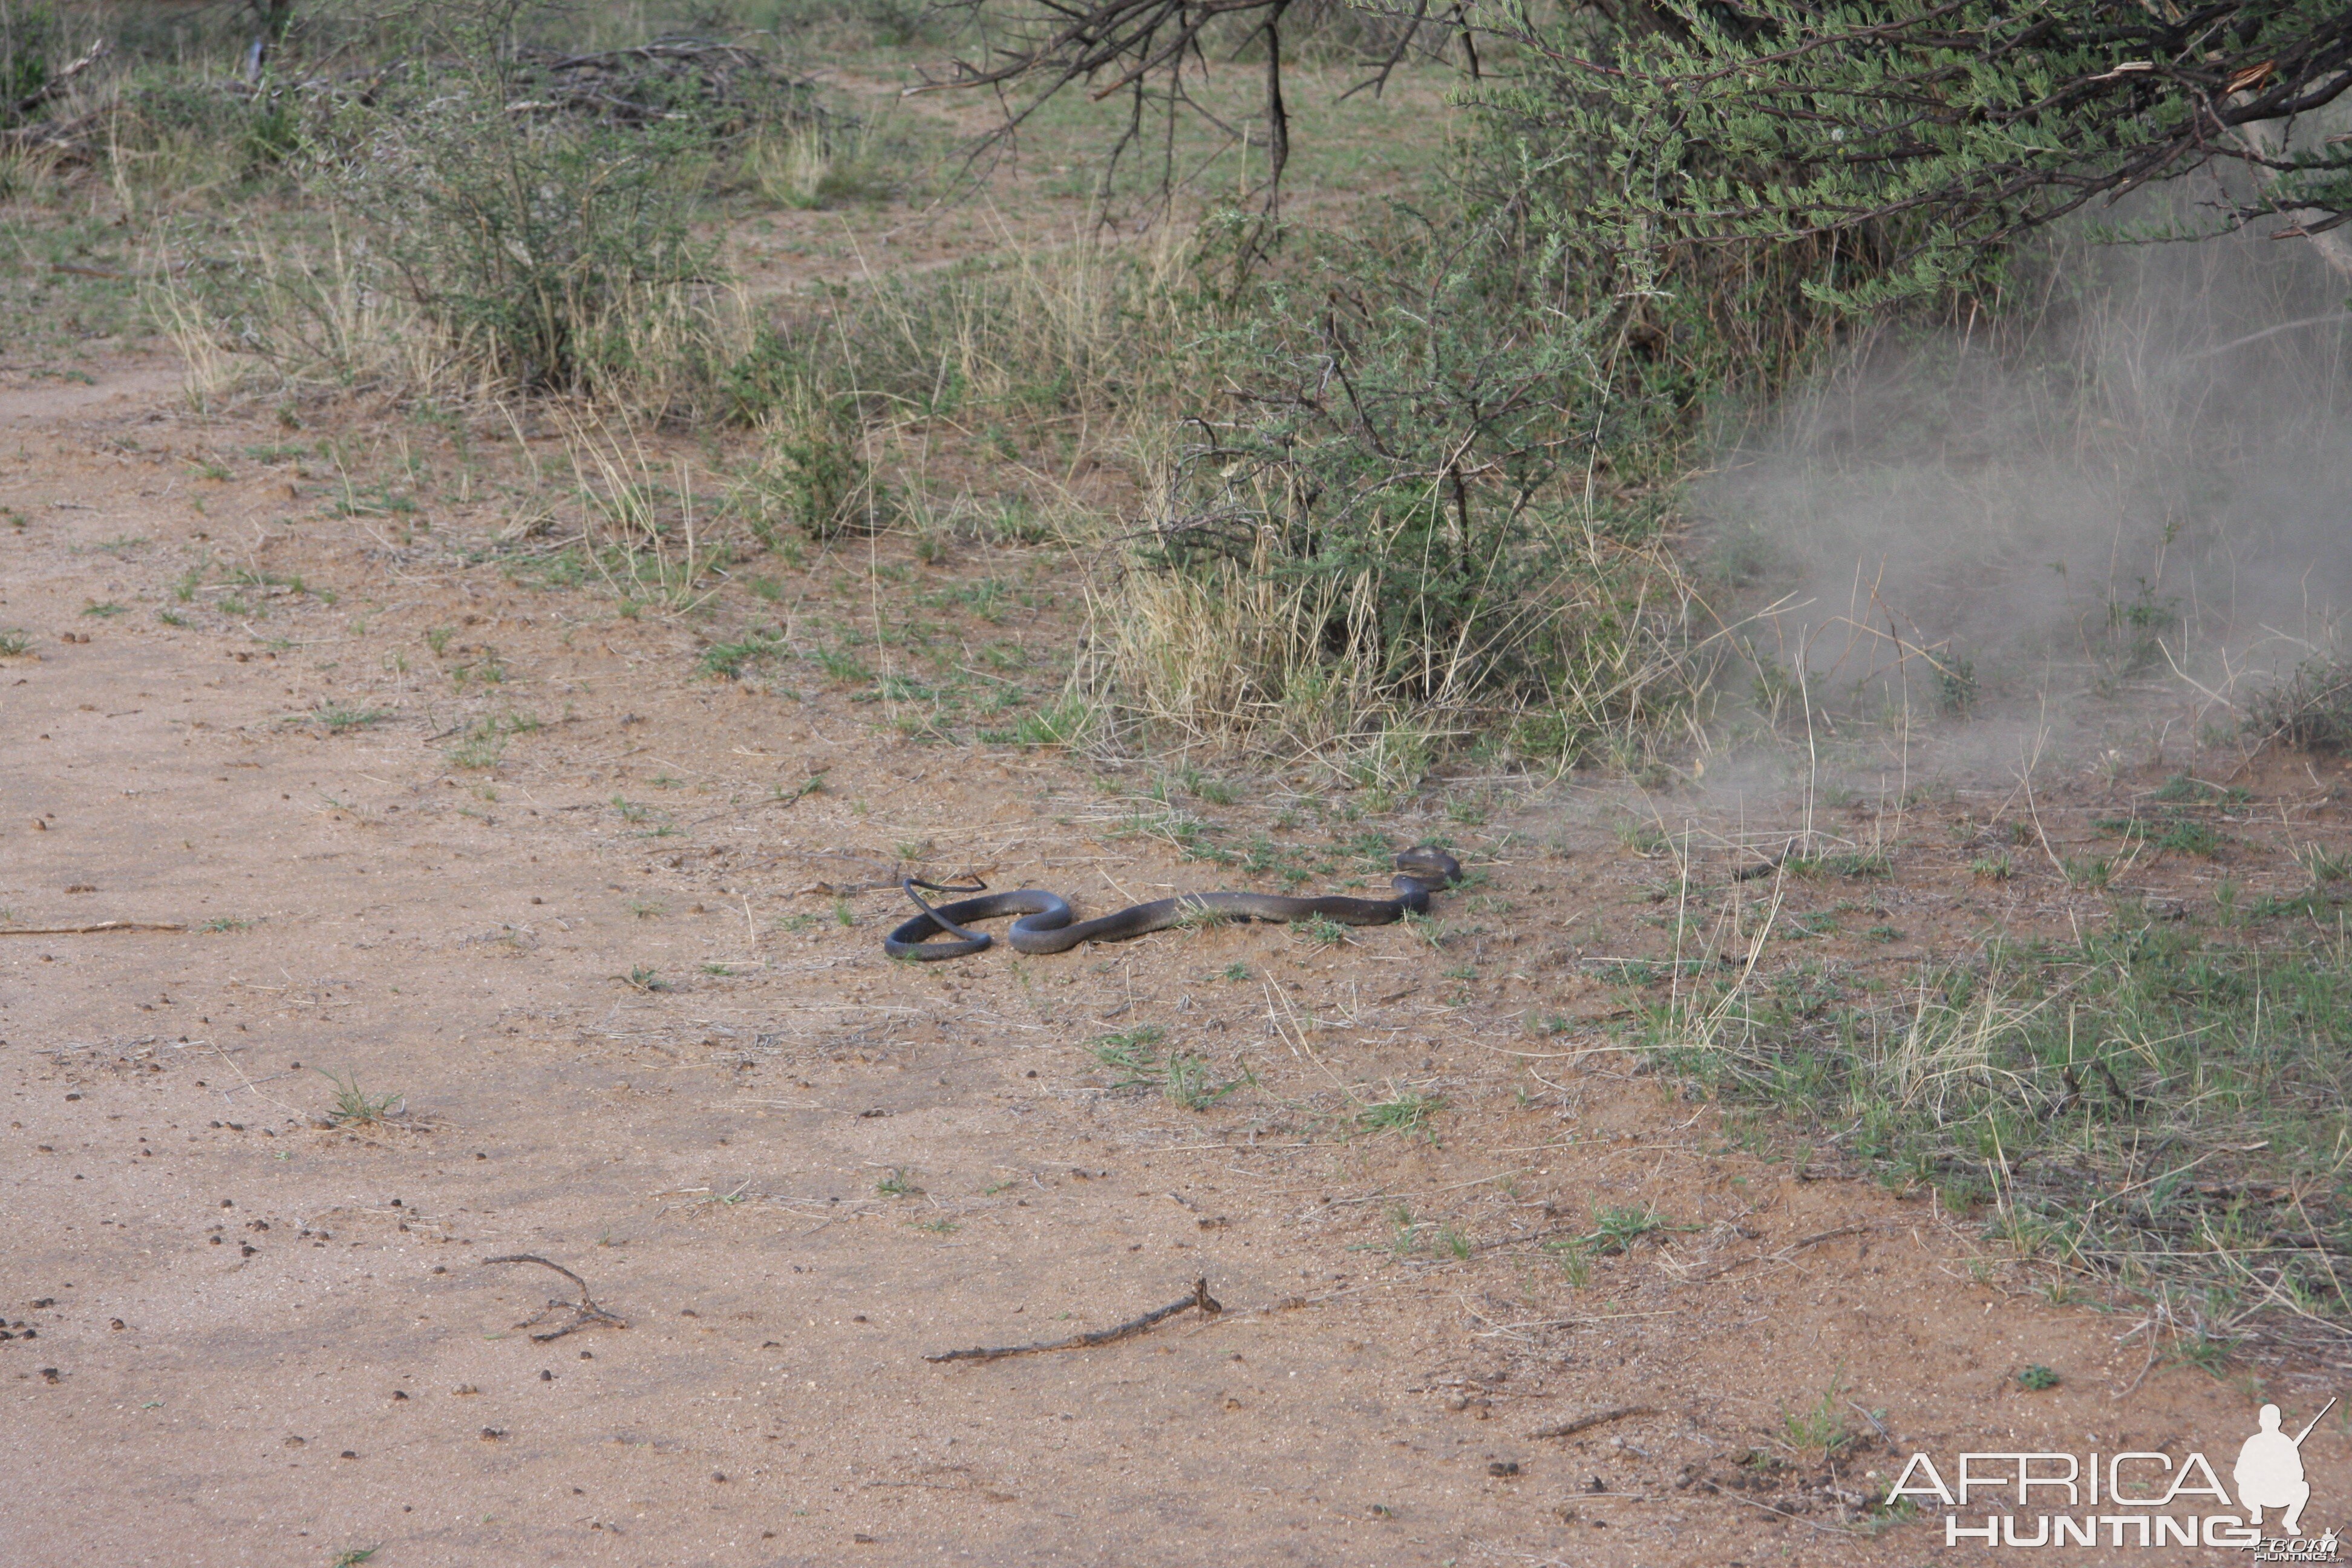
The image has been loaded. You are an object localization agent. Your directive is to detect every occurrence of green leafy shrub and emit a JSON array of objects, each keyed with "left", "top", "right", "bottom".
[
  {"left": 321, "top": 66, "right": 713, "bottom": 393},
  {"left": 1479, "top": 0, "right": 2352, "bottom": 312},
  {"left": 242, "top": 88, "right": 304, "bottom": 170},
  {"left": 739, "top": 390, "right": 884, "bottom": 540},
  {"left": 1096, "top": 213, "right": 1706, "bottom": 774},
  {"left": 0, "top": 5, "right": 56, "bottom": 126},
  {"left": 1080, "top": 0, "right": 2352, "bottom": 782},
  {"left": 157, "top": 8, "right": 835, "bottom": 415}
]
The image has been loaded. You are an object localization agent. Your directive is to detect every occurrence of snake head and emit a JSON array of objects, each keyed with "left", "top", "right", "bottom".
[{"left": 1394, "top": 845, "right": 1463, "bottom": 886}]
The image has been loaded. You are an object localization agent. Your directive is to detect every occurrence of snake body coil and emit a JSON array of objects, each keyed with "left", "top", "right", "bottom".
[{"left": 883, "top": 846, "right": 1462, "bottom": 961}]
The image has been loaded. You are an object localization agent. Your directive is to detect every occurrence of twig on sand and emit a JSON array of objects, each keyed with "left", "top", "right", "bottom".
[
  {"left": 483, "top": 1254, "right": 629, "bottom": 1342},
  {"left": 0, "top": 921, "right": 186, "bottom": 935},
  {"left": 1529, "top": 1404, "right": 1659, "bottom": 1440},
  {"left": 925, "top": 1277, "right": 1221, "bottom": 1364},
  {"left": 1677, "top": 1223, "right": 1873, "bottom": 1284},
  {"left": 1710, "top": 1485, "right": 1858, "bottom": 1537}
]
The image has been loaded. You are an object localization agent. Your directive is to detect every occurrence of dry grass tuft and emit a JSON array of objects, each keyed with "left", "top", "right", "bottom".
[{"left": 1088, "top": 515, "right": 1708, "bottom": 786}]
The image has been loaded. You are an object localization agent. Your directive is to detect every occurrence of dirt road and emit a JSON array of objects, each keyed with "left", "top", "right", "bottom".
[{"left": 2, "top": 364, "right": 2332, "bottom": 1564}]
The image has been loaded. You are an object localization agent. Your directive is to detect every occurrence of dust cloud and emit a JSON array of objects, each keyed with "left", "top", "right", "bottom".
[{"left": 1698, "top": 220, "right": 2352, "bottom": 747}]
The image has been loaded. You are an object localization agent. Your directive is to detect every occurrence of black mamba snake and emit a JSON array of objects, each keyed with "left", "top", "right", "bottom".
[{"left": 883, "top": 846, "right": 1463, "bottom": 961}]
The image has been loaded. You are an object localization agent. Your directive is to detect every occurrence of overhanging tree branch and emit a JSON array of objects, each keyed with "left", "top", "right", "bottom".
[
  {"left": 907, "top": 0, "right": 1480, "bottom": 214},
  {"left": 1482, "top": 0, "right": 2352, "bottom": 302}
]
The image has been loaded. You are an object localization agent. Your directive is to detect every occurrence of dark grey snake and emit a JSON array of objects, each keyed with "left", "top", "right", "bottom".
[{"left": 883, "top": 846, "right": 1463, "bottom": 961}]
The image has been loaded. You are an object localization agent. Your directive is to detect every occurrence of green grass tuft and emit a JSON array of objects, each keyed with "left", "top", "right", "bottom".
[
  {"left": 311, "top": 704, "right": 393, "bottom": 733},
  {"left": 1093, "top": 1026, "right": 1247, "bottom": 1110},
  {"left": 318, "top": 1070, "right": 402, "bottom": 1128},
  {"left": 1356, "top": 1089, "right": 1445, "bottom": 1138}
]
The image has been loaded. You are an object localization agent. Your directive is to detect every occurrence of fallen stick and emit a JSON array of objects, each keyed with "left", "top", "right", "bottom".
[
  {"left": 0, "top": 921, "right": 187, "bottom": 936},
  {"left": 926, "top": 1277, "right": 1220, "bottom": 1364},
  {"left": 1707, "top": 1483, "right": 1856, "bottom": 1537},
  {"left": 691, "top": 770, "right": 829, "bottom": 826},
  {"left": 1529, "top": 1404, "right": 1658, "bottom": 1440},
  {"left": 803, "top": 877, "right": 907, "bottom": 897},
  {"left": 483, "top": 1253, "right": 629, "bottom": 1342},
  {"left": 1679, "top": 1222, "right": 1874, "bottom": 1284},
  {"left": 15, "top": 36, "right": 108, "bottom": 117}
]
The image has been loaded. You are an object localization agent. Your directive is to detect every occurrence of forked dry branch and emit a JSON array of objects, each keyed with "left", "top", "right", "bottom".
[{"left": 483, "top": 1253, "right": 629, "bottom": 1342}]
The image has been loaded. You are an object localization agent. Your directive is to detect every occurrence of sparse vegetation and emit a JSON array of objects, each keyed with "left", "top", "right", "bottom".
[
  {"left": 2297, "top": 844, "right": 2352, "bottom": 887},
  {"left": 1295, "top": 915, "right": 1350, "bottom": 948},
  {"left": 1093, "top": 1026, "right": 1247, "bottom": 1111},
  {"left": 318, "top": 1070, "right": 402, "bottom": 1128},
  {"left": 448, "top": 710, "right": 541, "bottom": 770},
  {"left": 1546, "top": 1239, "right": 1593, "bottom": 1289},
  {"left": 1356, "top": 1090, "right": 1444, "bottom": 1140},
  {"left": 309, "top": 703, "right": 392, "bottom": 733},
  {"left": 1642, "top": 924, "right": 2352, "bottom": 1349},
  {"left": 1777, "top": 1385, "right": 1858, "bottom": 1462},
  {"left": 2062, "top": 856, "right": 2114, "bottom": 890},
  {"left": 1583, "top": 1205, "right": 1674, "bottom": 1256},
  {"left": 2247, "top": 656, "right": 2352, "bottom": 753}
]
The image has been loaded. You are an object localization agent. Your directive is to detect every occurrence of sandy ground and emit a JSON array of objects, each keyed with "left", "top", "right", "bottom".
[{"left": 4, "top": 361, "right": 2348, "bottom": 1566}]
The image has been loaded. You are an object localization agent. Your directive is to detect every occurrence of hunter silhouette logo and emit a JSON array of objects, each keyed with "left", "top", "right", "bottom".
[
  {"left": 2238, "top": 1399, "right": 2334, "bottom": 1538},
  {"left": 1886, "top": 1396, "right": 2339, "bottom": 1552}
]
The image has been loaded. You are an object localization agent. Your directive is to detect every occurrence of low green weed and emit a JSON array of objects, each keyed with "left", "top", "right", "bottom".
[
  {"left": 1092, "top": 1026, "right": 1247, "bottom": 1110},
  {"left": 1357, "top": 1089, "right": 1445, "bottom": 1138},
  {"left": 318, "top": 1070, "right": 402, "bottom": 1127}
]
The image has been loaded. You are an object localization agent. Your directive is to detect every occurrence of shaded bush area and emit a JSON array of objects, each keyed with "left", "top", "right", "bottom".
[
  {"left": 45, "top": 0, "right": 2347, "bottom": 785},
  {"left": 1, "top": 5, "right": 62, "bottom": 127},
  {"left": 1057, "top": 0, "right": 2352, "bottom": 777},
  {"left": 1097, "top": 211, "right": 1710, "bottom": 775},
  {"left": 27, "top": 1, "right": 1729, "bottom": 780},
  {"left": 157, "top": 8, "right": 837, "bottom": 407},
  {"left": 313, "top": 48, "right": 717, "bottom": 395}
]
